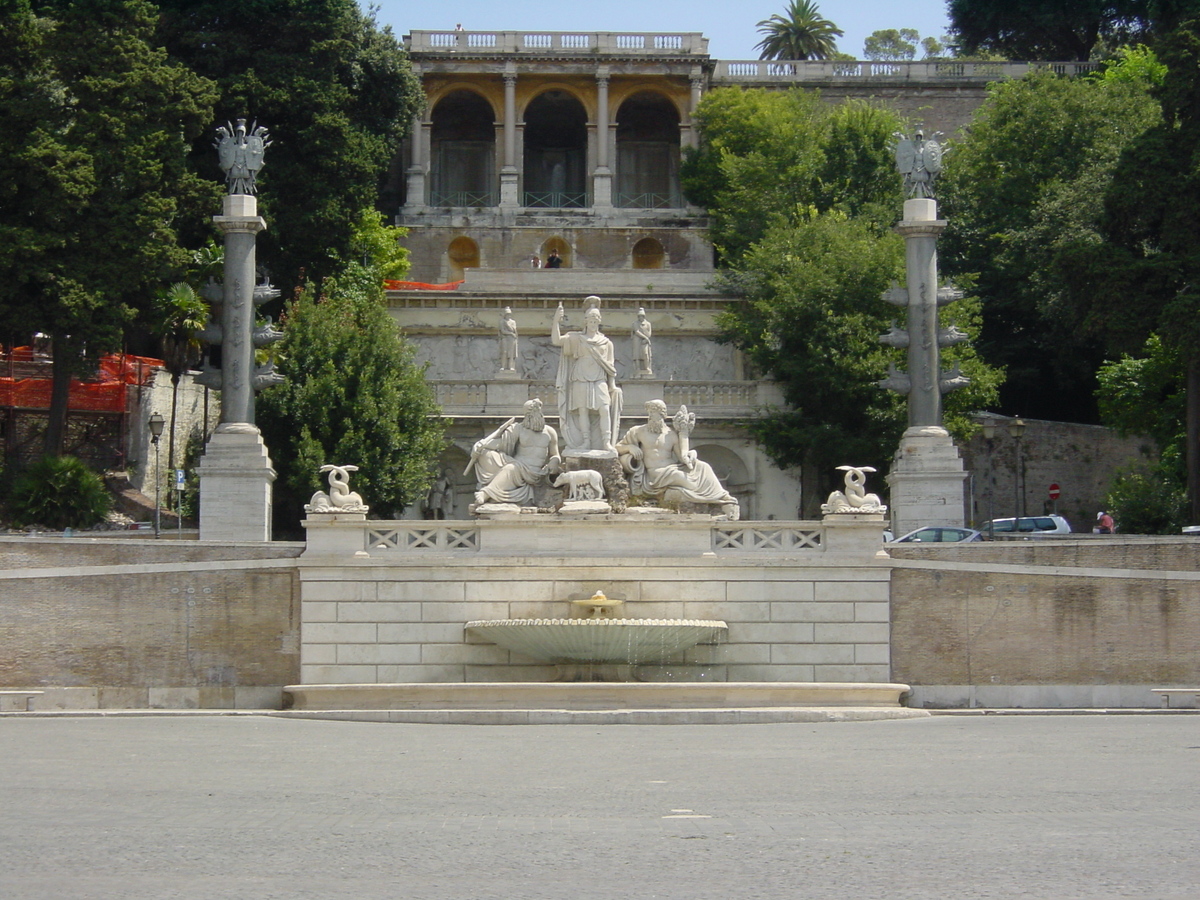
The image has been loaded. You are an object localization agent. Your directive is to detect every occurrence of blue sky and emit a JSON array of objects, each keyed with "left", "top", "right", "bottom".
[{"left": 363, "top": 1, "right": 953, "bottom": 62}]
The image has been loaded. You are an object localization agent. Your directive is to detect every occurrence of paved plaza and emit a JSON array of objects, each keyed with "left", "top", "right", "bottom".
[{"left": 1, "top": 713, "right": 1197, "bottom": 899}]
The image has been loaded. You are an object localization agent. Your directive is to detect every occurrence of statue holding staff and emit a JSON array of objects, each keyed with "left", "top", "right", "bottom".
[{"left": 551, "top": 297, "right": 622, "bottom": 454}]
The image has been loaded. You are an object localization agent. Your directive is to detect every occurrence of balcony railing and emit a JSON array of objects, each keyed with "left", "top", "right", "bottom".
[
  {"left": 429, "top": 190, "right": 496, "bottom": 208},
  {"left": 523, "top": 191, "right": 587, "bottom": 210},
  {"left": 615, "top": 192, "right": 677, "bottom": 210},
  {"left": 713, "top": 59, "right": 1102, "bottom": 83},
  {"left": 407, "top": 31, "right": 709, "bottom": 56}
]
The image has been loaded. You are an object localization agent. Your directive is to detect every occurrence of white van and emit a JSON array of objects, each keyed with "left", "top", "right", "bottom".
[{"left": 983, "top": 515, "right": 1072, "bottom": 536}]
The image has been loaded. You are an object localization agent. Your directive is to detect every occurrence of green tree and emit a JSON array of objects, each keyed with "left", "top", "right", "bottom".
[
  {"left": 939, "top": 64, "right": 1161, "bottom": 422},
  {"left": 256, "top": 263, "right": 445, "bottom": 536},
  {"left": 716, "top": 214, "right": 1001, "bottom": 512},
  {"left": 154, "top": 0, "right": 423, "bottom": 288},
  {"left": 755, "top": 0, "right": 843, "bottom": 61},
  {"left": 687, "top": 90, "right": 1002, "bottom": 510},
  {"left": 681, "top": 90, "right": 902, "bottom": 263},
  {"left": 947, "top": 0, "right": 1167, "bottom": 60},
  {"left": 863, "top": 29, "right": 920, "bottom": 61},
  {"left": 0, "top": 0, "right": 219, "bottom": 456},
  {"left": 1075, "top": 20, "right": 1200, "bottom": 517}
]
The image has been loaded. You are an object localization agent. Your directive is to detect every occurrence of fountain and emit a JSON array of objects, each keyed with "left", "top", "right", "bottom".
[{"left": 465, "top": 591, "right": 728, "bottom": 681}]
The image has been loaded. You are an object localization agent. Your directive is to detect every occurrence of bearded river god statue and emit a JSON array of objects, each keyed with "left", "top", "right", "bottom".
[
  {"left": 616, "top": 400, "right": 740, "bottom": 520},
  {"left": 467, "top": 399, "right": 561, "bottom": 510}
]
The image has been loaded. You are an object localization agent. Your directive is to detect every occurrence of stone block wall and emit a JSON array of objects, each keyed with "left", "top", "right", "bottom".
[
  {"left": 0, "top": 539, "right": 302, "bottom": 709},
  {"left": 889, "top": 539, "right": 1200, "bottom": 708},
  {"left": 298, "top": 556, "right": 893, "bottom": 685}
]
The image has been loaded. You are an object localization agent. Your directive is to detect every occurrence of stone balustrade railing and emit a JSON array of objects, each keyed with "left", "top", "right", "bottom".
[
  {"left": 713, "top": 59, "right": 1102, "bottom": 84},
  {"left": 303, "top": 515, "right": 887, "bottom": 559},
  {"left": 407, "top": 31, "right": 709, "bottom": 56}
]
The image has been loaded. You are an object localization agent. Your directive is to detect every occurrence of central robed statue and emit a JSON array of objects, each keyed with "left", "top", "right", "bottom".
[{"left": 552, "top": 297, "right": 623, "bottom": 454}]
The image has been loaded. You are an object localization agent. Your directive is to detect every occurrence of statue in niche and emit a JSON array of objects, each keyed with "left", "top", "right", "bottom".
[
  {"left": 821, "top": 466, "right": 887, "bottom": 515},
  {"left": 894, "top": 129, "right": 945, "bottom": 200},
  {"left": 467, "top": 399, "right": 561, "bottom": 508},
  {"left": 424, "top": 468, "right": 454, "bottom": 519},
  {"left": 214, "top": 119, "right": 270, "bottom": 195},
  {"left": 498, "top": 307, "right": 519, "bottom": 373},
  {"left": 305, "top": 465, "right": 368, "bottom": 514},
  {"left": 552, "top": 297, "right": 622, "bottom": 454},
  {"left": 632, "top": 308, "right": 653, "bottom": 377},
  {"left": 616, "top": 400, "right": 739, "bottom": 520}
]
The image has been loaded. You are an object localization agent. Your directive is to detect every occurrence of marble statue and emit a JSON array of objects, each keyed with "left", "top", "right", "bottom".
[
  {"left": 552, "top": 469, "right": 604, "bottom": 502},
  {"left": 821, "top": 466, "right": 887, "bottom": 515},
  {"left": 552, "top": 297, "right": 622, "bottom": 454},
  {"left": 498, "top": 307, "right": 518, "bottom": 373},
  {"left": 894, "top": 130, "right": 944, "bottom": 200},
  {"left": 305, "top": 464, "right": 369, "bottom": 514},
  {"left": 214, "top": 119, "right": 271, "bottom": 195},
  {"left": 468, "top": 399, "right": 561, "bottom": 508},
  {"left": 632, "top": 308, "right": 653, "bottom": 377},
  {"left": 616, "top": 400, "right": 739, "bottom": 520},
  {"left": 424, "top": 469, "right": 453, "bottom": 519}
]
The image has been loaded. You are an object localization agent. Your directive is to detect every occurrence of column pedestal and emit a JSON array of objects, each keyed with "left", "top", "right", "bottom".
[
  {"left": 886, "top": 426, "right": 967, "bottom": 535},
  {"left": 198, "top": 429, "right": 277, "bottom": 541}
]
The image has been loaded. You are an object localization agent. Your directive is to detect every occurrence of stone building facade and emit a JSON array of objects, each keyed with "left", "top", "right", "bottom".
[{"left": 385, "top": 31, "right": 1103, "bottom": 521}]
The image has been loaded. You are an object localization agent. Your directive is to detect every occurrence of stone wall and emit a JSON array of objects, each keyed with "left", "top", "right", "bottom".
[
  {"left": 888, "top": 539, "right": 1200, "bottom": 708},
  {"left": 0, "top": 539, "right": 302, "bottom": 709},
  {"left": 299, "top": 517, "right": 891, "bottom": 685}
]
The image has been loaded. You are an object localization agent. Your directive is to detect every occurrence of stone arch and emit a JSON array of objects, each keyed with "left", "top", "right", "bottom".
[
  {"left": 631, "top": 237, "right": 665, "bottom": 269},
  {"left": 523, "top": 89, "right": 588, "bottom": 208},
  {"left": 615, "top": 91, "right": 681, "bottom": 209},
  {"left": 430, "top": 89, "right": 496, "bottom": 207},
  {"left": 539, "top": 237, "right": 571, "bottom": 268},
  {"left": 693, "top": 444, "right": 754, "bottom": 518},
  {"left": 447, "top": 236, "right": 479, "bottom": 280}
]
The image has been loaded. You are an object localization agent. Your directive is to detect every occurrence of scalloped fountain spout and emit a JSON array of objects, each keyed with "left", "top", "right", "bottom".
[{"left": 465, "top": 591, "right": 727, "bottom": 681}]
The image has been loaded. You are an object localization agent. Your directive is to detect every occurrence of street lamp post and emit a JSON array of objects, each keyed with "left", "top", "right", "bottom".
[
  {"left": 148, "top": 412, "right": 165, "bottom": 537},
  {"left": 981, "top": 416, "right": 998, "bottom": 536},
  {"left": 1009, "top": 418, "right": 1026, "bottom": 518}
]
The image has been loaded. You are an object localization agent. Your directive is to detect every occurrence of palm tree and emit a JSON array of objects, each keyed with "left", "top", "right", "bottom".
[{"left": 755, "top": 0, "right": 844, "bottom": 60}]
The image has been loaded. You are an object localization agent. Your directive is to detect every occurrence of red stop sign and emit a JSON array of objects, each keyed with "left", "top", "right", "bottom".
[{"left": 1048, "top": 483, "right": 1061, "bottom": 500}]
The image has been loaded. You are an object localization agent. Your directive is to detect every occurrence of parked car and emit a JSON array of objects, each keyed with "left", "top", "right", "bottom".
[
  {"left": 982, "top": 515, "right": 1072, "bottom": 536},
  {"left": 891, "top": 526, "right": 983, "bottom": 543}
]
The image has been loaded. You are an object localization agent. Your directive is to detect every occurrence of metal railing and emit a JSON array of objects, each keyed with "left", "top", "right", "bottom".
[
  {"left": 615, "top": 192, "right": 677, "bottom": 210},
  {"left": 429, "top": 190, "right": 496, "bottom": 208},
  {"left": 523, "top": 191, "right": 587, "bottom": 209}
]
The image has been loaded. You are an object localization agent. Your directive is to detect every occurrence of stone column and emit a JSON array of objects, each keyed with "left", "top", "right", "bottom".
[
  {"left": 592, "top": 67, "right": 613, "bottom": 209},
  {"left": 198, "top": 192, "right": 277, "bottom": 541},
  {"left": 884, "top": 197, "right": 967, "bottom": 534},
  {"left": 500, "top": 65, "right": 520, "bottom": 208},
  {"left": 212, "top": 194, "right": 264, "bottom": 427},
  {"left": 404, "top": 109, "right": 427, "bottom": 209},
  {"left": 684, "top": 69, "right": 704, "bottom": 150}
]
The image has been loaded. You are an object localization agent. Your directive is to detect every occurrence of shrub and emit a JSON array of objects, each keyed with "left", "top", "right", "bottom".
[
  {"left": 1104, "top": 467, "right": 1188, "bottom": 535},
  {"left": 8, "top": 456, "right": 113, "bottom": 530}
]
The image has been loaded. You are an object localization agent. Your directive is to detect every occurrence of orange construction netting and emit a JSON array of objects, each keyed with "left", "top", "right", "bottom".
[
  {"left": 0, "top": 350, "right": 163, "bottom": 413},
  {"left": 384, "top": 280, "right": 464, "bottom": 291}
]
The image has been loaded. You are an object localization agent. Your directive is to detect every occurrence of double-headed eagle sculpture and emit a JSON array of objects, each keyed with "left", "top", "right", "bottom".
[
  {"left": 894, "top": 130, "right": 945, "bottom": 199},
  {"left": 214, "top": 118, "right": 271, "bottom": 195}
]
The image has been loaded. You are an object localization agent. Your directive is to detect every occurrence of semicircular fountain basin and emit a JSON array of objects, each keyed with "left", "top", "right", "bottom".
[{"left": 465, "top": 618, "right": 728, "bottom": 665}]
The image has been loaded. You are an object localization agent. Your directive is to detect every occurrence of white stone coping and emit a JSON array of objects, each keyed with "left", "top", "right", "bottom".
[{"left": 283, "top": 681, "right": 914, "bottom": 710}]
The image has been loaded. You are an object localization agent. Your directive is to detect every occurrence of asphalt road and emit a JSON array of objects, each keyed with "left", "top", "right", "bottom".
[{"left": 1, "top": 714, "right": 1197, "bottom": 899}]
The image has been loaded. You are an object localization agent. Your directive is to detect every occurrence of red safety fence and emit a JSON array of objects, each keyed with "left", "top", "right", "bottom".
[
  {"left": 384, "top": 280, "right": 464, "bottom": 291},
  {"left": 0, "top": 350, "right": 163, "bottom": 413}
]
